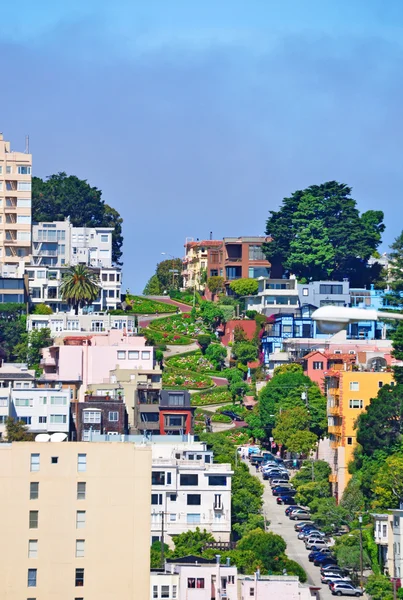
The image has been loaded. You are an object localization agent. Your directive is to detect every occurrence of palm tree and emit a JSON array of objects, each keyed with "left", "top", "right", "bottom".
[{"left": 60, "top": 265, "right": 100, "bottom": 315}]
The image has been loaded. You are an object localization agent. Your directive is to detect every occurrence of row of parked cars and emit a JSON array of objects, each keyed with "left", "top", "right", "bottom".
[{"left": 260, "top": 458, "right": 364, "bottom": 597}]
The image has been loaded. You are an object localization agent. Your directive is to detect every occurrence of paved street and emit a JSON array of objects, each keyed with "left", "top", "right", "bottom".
[{"left": 250, "top": 465, "right": 333, "bottom": 600}]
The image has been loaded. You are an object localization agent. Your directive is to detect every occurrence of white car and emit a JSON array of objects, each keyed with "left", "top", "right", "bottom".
[
  {"left": 305, "top": 538, "right": 329, "bottom": 550},
  {"left": 321, "top": 573, "right": 352, "bottom": 585}
]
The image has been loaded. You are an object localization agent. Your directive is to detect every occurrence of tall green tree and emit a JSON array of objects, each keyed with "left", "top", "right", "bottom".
[
  {"left": 6, "top": 417, "right": 34, "bottom": 441},
  {"left": 143, "top": 275, "right": 161, "bottom": 295},
  {"left": 14, "top": 328, "right": 53, "bottom": 372},
  {"left": 155, "top": 258, "right": 183, "bottom": 291},
  {"left": 0, "top": 303, "right": 26, "bottom": 361},
  {"left": 263, "top": 181, "right": 385, "bottom": 285},
  {"left": 207, "top": 276, "right": 225, "bottom": 295},
  {"left": 373, "top": 453, "right": 403, "bottom": 509},
  {"left": 60, "top": 265, "right": 100, "bottom": 315},
  {"left": 32, "top": 173, "right": 123, "bottom": 264},
  {"left": 386, "top": 231, "right": 403, "bottom": 306}
]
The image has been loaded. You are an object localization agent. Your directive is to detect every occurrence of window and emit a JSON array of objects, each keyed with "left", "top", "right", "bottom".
[
  {"left": 161, "top": 585, "right": 170, "bottom": 598},
  {"left": 302, "top": 287, "right": 309, "bottom": 296},
  {"left": 108, "top": 289, "right": 115, "bottom": 298},
  {"left": 77, "top": 482, "right": 86, "bottom": 500},
  {"left": 141, "top": 351, "right": 151, "bottom": 360},
  {"left": 100, "top": 234, "right": 109, "bottom": 243},
  {"left": 166, "top": 472, "right": 172, "bottom": 485},
  {"left": 349, "top": 399, "right": 363, "bottom": 409},
  {"left": 75, "top": 568, "right": 84, "bottom": 586},
  {"left": 313, "top": 361, "right": 324, "bottom": 370},
  {"left": 128, "top": 350, "right": 139, "bottom": 360},
  {"left": 76, "top": 540, "right": 85, "bottom": 558},
  {"left": 6, "top": 165, "right": 12, "bottom": 174},
  {"left": 17, "top": 198, "right": 32, "bottom": 209},
  {"left": 30, "top": 482, "right": 39, "bottom": 500},
  {"left": 28, "top": 539, "right": 38, "bottom": 558},
  {"left": 383, "top": 524, "right": 387, "bottom": 537},
  {"left": 151, "top": 493, "right": 163, "bottom": 505},
  {"left": 319, "top": 284, "right": 343, "bottom": 295},
  {"left": 18, "top": 165, "right": 32, "bottom": 174},
  {"left": 152, "top": 471, "right": 165, "bottom": 485},
  {"left": 78, "top": 454, "right": 87, "bottom": 472},
  {"left": 248, "top": 245, "right": 266, "bottom": 260},
  {"left": 347, "top": 437, "right": 353, "bottom": 445},
  {"left": 165, "top": 415, "right": 184, "bottom": 427},
  {"left": 38, "top": 416, "right": 47, "bottom": 424},
  {"left": 76, "top": 511, "right": 86, "bottom": 528},
  {"left": 28, "top": 568, "right": 37, "bottom": 587},
  {"left": 30, "top": 454, "right": 40, "bottom": 472},
  {"left": 196, "top": 579, "right": 205, "bottom": 588},
  {"left": 29, "top": 511, "right": 38, "bottom": 529},
  {"left": 50, "top": 396, "right": 67, "bottom": 405},
  {"left": 170, "top": 513, "right": 176, "bottom": 521},
  {"left": 250, "top": 588, "right": 255, "bottom": 596},
  {"left": 173, "top": 584, "right": 177, "bottom": 598},
  {"left": 187, "top": 494, "right": 201, "bottom": 505},
  {"left": 17, "top": 230, "right": 31, "bottom": 241},
  {"left": 187, "top": 513, "right": 201, "bottom": 524},
  {"left": 50, "top": 414, "right": 67, "bottom": 424},
  {"left": 83, "top": 411, "right": 101, "bottom": 424},
  {"left": 180, "top": 474, "right": 198, "bottom": 486},
  {"left": 349, "top": 382, "right": 359, "bottom": 391},
  {"left": 102, "top": 273, "right": 107, "bottom": 281},
  {"left": 108, "top": 411, "right": 119, "bottom": 422},
  {"left": 379, "top": 381, "right": 384, "bottom": 388},
  {"left": 16, "top": 398, "right": 32, "bottom": 406},
  {"left": 109, "top": 273, "right": 115, "bottom": 282},
  {"left": 208, "top": 475, "right": 227, "bottom": 486},
  {"left": 51, "top": 456, "right": 58, "bottom": 464},
  {"left": 188, "top": 578, "right": 196, "bottom": 588},
  {"left": 170, "top": 494, "right": 177, "bottom": 501},
  {"left": 167, "top": 393, "right": 185, "bottom": 406},
  {"left": 117, "top": 351, "right": 126, "bottom": 360},
  {"left": 214, "top": 494, "right": 222, "bottom": 509},
  {"left": 227, "top": 575, "right": 235, "bottom": 584},
  {"left": 153, "top": 585, "right": 158, "bottom": 599}
]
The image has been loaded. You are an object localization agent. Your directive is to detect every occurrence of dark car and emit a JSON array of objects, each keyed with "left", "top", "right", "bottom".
[
  {"left": 277, "top": 494, "right": 297, "bottom": 505},
  {"left": 272, "top": 486, "right": 293, "bottom": 496},
  {"left": 285, "top": 505, "right": 302, "bottom": 516},
  {"left": 308, "top": 548, "right": 332, "bottom": 561},
  {"left": 314, "top": 556, "right": 338, "bottom": 567},
  {"left": 294, "top": 521, "right": 314, "bottom": 532},
  {"left": 297, "top": 524, "right": 317, "bottom": 535},
  {"left": 220, "top": 410, "right": 243, "bottom": 422},
  {"left": 263, "top": 471, "right": 284, "bottom": 480}
]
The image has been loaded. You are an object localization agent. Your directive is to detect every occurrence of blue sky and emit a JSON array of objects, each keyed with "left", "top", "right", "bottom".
[{"left": 2, "top": 1, "right": 403, "bottom": 291}]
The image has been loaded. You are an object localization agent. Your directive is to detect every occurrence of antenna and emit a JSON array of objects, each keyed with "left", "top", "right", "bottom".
[{"left": 25, "top": 135, "right": 29, "bottom": 154}]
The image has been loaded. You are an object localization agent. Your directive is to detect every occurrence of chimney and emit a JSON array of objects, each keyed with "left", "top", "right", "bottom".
[
  {"left": 216, "top": 554, "right": 221, "bottom": 564},
  {"left": 226, "top": 557, "right": 231, "bottom": 566}
]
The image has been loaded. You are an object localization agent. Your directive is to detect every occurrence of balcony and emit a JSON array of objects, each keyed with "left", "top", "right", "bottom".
[
  {"left": 329, "top": 473, "right": 338, "bottom": 483},
  {"left": 40, "top": 356, "right": 56, "bottom": 367},
  {"left": 225, "top": 257, "right": 242, "bottom": 263},
  {"left": 330, "top": 440, "right": 340, "bottom": 449},
  {"left": 328, "top": 425, "right": 342, "bottom": 435},
  {"left": 327, "top": 405, "right": 340, "bottom": 416}
]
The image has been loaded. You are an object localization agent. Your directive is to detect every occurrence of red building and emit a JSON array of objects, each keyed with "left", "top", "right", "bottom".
[{"left": 159, "top": 390, "right": 195, "bottom": 435}]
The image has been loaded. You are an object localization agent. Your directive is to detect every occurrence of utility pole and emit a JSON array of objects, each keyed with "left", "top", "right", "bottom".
[
  {"left": 358, "top": 515, "right": 364, "bottom": 590},
  {"left": 160, "top": 510, "right": 165, "bottom": 569}
]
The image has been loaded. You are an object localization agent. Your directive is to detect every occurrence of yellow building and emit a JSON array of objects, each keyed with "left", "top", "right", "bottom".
[
  {"left": 326, "top": 370, "right": 394, "bottom": 499},
  {"left": 182, "top": 239, "right": 222, "bottom": 290},
  {"left": 0, "top": 133, "right": 32, "bottom": 266},
  {"left": 0, "top": 441, "right": 151, "bottom": 600}
]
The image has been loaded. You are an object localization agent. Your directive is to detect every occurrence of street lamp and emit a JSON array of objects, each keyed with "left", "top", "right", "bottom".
[
  {"left": 312, "top": 306, "right": 403, "bottom": 334},
  {"left": 358, "top": 515, "right": 364, "bottom": 591}
]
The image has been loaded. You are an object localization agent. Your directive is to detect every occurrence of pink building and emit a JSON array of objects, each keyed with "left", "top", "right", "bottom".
[{"left": 41, "top": 330, "right": 154, "bottom": 401}]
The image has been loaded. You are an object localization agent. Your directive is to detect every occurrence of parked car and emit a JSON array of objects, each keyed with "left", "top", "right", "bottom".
[
  {"left": 330, "top": 582, "right": 363, "bottom": 596},
  {"left": 305, "top": 538, "right": 329, "bottom": 551},
  {"left": 298, "top": 529, "right": 326, "bottom": 540},
  {"left": 308, "top": 548, "right": 332, "bottom": 561},
  {"left": 321, "top": 564, "right": 344, "bottom": 574},
  {"left": 270, "top": 478, "right": 290, "bottom": 487},
  {"left": 297, "top": 524, "right": 318, "bottom": 536},
  {"left": 294, "top": 520, "right": 314, "bottom": 531},
  {"left": 250, "top": 455, "right": 265, "bottom": 465},
  {"left": 272, "top": 486, "right": 294, "bottom": 496},
  {"left": 290, "top": 509, "right": 311, "bottom": 521},
  {"left": 286, "top": 505, "right": 303, "bottom": 517},
  {"left": 314, "top": 555, "right": 338, "bottom": 567},
  {"left": 322, "top": 573, "right": 352, "bottom": 585},
  {"left": 277, "top": 494, "right": 297, "bottom": 505}
]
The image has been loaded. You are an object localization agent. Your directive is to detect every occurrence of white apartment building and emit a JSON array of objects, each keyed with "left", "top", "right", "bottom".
[
  {"left": 0, "top": 385, "right": 70, "bottom": 438},
  {"left": 245, "top": 277, "right": 300, "bottom": 315},
  {"left": 27, "top": 311, "right": 136, "bottom": 336},
  {"left": 151, "top": 442, "right": 233, "bottom": 545},
  {"left": 26, "top": 264, "right": 122, "bottom": 312},
  {"left": 0, "top": 133, "right": 32, "bottom": 267},
  {"left": 31, "top": 219, "right": 113, "bottom": 269}
]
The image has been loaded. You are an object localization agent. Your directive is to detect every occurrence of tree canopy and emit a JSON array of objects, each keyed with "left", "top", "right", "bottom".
[
  {"left": 143, "top": 275, "right": 161, "bottom": 295},
  {"left": 263, "top": 181, "right": 385, "bottom": 285},
  {"left": 386, "top": 231, "right": 403, "bottom": 306},
  {"left": 207, "top": 276, "right": 225, "bottom": 295},
  {"left": 32, "top": 173, "right": 123, "bottom": 264},
  {"left": 229, "top": 278, "right": 259, "bottom": 297},
  {"left": 155, "top": 258, "right": 183, "bottom": 291},
  {"left": 60, "top": 265, "right": 100, "bottom": 314}
]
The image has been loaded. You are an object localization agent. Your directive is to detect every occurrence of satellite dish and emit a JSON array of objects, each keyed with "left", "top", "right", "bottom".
[
  {"left": 50, "top": 432, "right": 68, "bottom": 443},
  {"left": 35, "top": 433, "right": 51, "bottom": 443}
]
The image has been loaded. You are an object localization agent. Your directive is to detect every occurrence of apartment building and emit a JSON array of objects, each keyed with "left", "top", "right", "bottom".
[
  {"left": 40, "top": 330, "right": 157, "bottom": 402},
  {"left": 245, "top": 277, "right": 300, "bottom": 314},
  {"left": 26, "top": 264, "right": 122, "bottom": 312},
  {"left": 182, "top": 239, "right": 222, "bottom": 290},
  {"left": 0, "top": 133, "right": 32, "bottom": 267},
  {"left": 326, "top": 370, "right": 394, "bottom": 499},
  {"left": 27, "top": 312, "right": 136, "bottom": 336},
  {"left": 372, "top": 513, "right": 392, "bottom": 574},
  {"left": 31, "top": 220, "right": 113, "bottom": 269},
  {"left": 0, "top": 441, "right": 151, "bottom": 600},
  {"left": 298, "top": 280, "right": 350, "bottom": 309},
  {"left": 151, "top": 442, "right": 232, "bottom": 545},
  {"left": 73, "top": 393, "right": 128, "bottom": 441}
]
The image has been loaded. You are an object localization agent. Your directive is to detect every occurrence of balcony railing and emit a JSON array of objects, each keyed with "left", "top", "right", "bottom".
[
  {"left": 330, "top": 440, "right": 339, "bottom": 449},
  {"left": 327, "top": 405, "right": 340, "bottom": 416},
  {"left": 329, "top": 473, "right": 338, "bottom": 483},
  {"left": 328, "top": 425, "right": 342, "bottom": 435}
]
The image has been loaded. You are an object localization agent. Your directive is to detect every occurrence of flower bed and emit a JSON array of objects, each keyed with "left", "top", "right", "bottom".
[
  {"left": 113, "top": 296, "right": 176, "bottom": 314},
  {"left": 195, "top": 408, "right": 232, "bottom": 424},
  {"left": 142, "top": 328, "right": 193, "bottom": 345},
  {"left": 166, "top": 351, "right": 216, "bottom": 373},
  {"left": 191, "top": 388, "right": 232, "bottom": 406},
  {"left": 162, "top": 369, "right": 213, "bottom": 390},
  {"left": 149, "top": 314, "right": 210, "bottom": 337}
]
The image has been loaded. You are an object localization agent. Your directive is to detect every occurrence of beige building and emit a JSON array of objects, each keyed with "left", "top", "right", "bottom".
[
  {"left": 0, "top": 133, "right": 32, "bottom": 266},
  {"left": 0, "top": 441, "right": 151, "bottom": 600}
]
